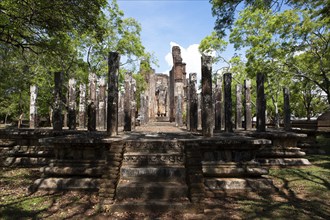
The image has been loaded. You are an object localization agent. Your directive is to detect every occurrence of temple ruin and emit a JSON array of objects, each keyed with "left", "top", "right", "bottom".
[{"left": 0, "top": 47, "right": 318, "bottom": 215}]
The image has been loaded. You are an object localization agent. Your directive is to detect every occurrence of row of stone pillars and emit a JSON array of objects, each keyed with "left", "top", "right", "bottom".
[
  {"left": 186, "top": 55, "right": 291, "bottom": 137},
  {"left": 29, "top": 52, "right": 121, "bottom": 136}
]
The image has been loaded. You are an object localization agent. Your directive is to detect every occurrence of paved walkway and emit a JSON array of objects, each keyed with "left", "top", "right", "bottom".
[{"left": 134, "top": 121, "right": 187, "bottom": 133}]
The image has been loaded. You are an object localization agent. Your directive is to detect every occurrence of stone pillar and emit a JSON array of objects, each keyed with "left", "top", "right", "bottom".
[
  {"left": 224, "top": 73, "right": 233, "bottom": 132},
  {"left": 87, "top": 102, "right": 96, "bottom": 131},
  {"left": 124, "top": 73, "right": 132, "bottom": 131},
  {"left": 98, "top": 76, "right": 106, "bottom": 130},
  {"left": 176, "top": 94, "right": 183, "bottom": 127},
  {"left": 169, "top": 69, "right": 175, "bottom": 122},
  {"left": 256, "top": 73, "right": 266, "bottom": 132},
  {"left": 131, "top": 78, "right": 137, "bottom": 131},
  {"left": 236, "top": 84, "right": 243, "bottom": 129},
  {"left": 189, "top": 73, "right": 198, "bottom": 132},
  {"left": 88, "top": 73, "right": 97, "bottom": 131},
  {"left": 117, "top": 91, "right": 124, "bottom": 127},
  {"left": 139, "top": 92, "right": 146, "bottom": 125},
  {"left": 79, "top": 84, "right": 86, "bottom": 129},
  {"left": 89, "top": 73, "right": 97, "bottom": 102},
  {"left": 214, "top": 75, "right": 222, "bottom": 131},
  {"left": 107, "top": 52, "right": 120, "bottom": 136},
  {"left": 283, "top": 87, "right": 291, "bottom": 131},
  {"left": 29, "top": 85, "right": 38, "bottom": 128},
  {"left": 244, "top": 79, "right": 252, "bottom": 130},
  {"left": 53, "top": 72, "right": 63, "bottom": 131},
  {"left": 197, "top": 93, "right": 202, "bottom": 130},
  {"left": 68, "top": 78, "right": 76, "bottom": 130},
  {"left": 201, "top": 55, "right": 213, "bottom": 137}
]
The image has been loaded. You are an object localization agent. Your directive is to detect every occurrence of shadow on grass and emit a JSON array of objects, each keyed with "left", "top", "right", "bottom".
[
  {"left": 236, "top": 165, "right": 330, "bottom": 219},
  {"left": 0, "top": 168, "right": 101, "bottom": 219}
]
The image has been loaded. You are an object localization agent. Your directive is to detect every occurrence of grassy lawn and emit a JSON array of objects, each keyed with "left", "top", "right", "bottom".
[{"left": 0, "top": 142, "right": 329, "bottom": 219}]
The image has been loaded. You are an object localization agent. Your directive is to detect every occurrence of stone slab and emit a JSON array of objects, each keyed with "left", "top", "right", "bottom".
[
  {"left": 202, "top": 162, "right": 268, "bottom": 177},
  {"left": 31, "top": 177, "right": 100, "bottom": 191},
  {"left": 120, "top": 167, "right": 186, "bottom": 179},
  {"left": 116, "top": 181, "right": 188, "bottom": 200},
  {"left": 204, "top": 177, "right": 274, "bottom": 191},
  {"left": 258, "top": 158, "right": 311, "bottom": 166}
]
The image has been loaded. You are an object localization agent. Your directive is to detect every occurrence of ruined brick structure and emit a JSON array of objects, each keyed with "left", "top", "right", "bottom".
[
  {"left": 169, "top": 46, "right": 187, "bottom": 124},
  {"left": 140, "top": 46, "right": 187, "bottom": 124}
]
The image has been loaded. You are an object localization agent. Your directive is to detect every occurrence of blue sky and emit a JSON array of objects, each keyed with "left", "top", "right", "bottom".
[{"left": 117, "top": 0, "right": 233, "bottom": 79}]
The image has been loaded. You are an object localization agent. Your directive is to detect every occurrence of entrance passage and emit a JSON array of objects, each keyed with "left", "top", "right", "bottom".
[{"left": 134, "top": 122, "right": 186, "bottom": 134}]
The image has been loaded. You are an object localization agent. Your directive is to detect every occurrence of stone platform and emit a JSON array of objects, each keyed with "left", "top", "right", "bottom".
[{"left": 0, "top": 122, "right": 312, "bottom": 213}]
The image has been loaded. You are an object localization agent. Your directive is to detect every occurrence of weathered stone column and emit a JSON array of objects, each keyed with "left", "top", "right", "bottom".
[
  {"left": 87, "top": 102, "right": 96, "bottom": 131},
  {"left": 98, "top": 76, "right": 106, "bottom": 130},
  {"left": 68, "top": 78, "right": 76, "bottom": 130},
  {"left": 256, "top": 73, "right": 266, "bottom": 132},
  {"left": 139, "top": 92, "right": 146, "bottom": 125},
  {"left": 131, "top": 78, "right": 137, "bottom": 131},
  {"left": 124, "top": 73, "right": 132, "bottom": 131},
  {"left": 201, "top": 55, "right": 213, "bottom": 137},
  {"left": 176, "top": 95, "right": 183, "bottom": 127},
  {"left": 118, "top": 91, "right": 124, "bottom": 127},
  {"left": 197, "top": 93, "right": 202, "bottom": 130},
  {"left": 29, "top": 85, "right": 38, "bottom": 128},
  {"left": 53, "top": 72, "right": 63, "bottom": 131},
  {"left": 244, "top": 79, "right": 252, "bottom": 130},
  {"left": 224, "top": 73, "right": 233, "bottom": 132},
  {"left": 283, "top": 87, "right": 291, "bottom": 131},
  {"left": 214, "top": 75, "right": 222, "bottom": 131},
  {"left": 186, "top": 82, "right": 190, "bottom": 131},
  {"left": 107, "top": 52, "right": 120, "bottom": 136},
  {"left": 88, "top": 73, "right": 97, "bottom": 131},
  {"left": 189, "top": 73, "right": 198, "bottom": 132},
  {"left": 236, "top": 84, "right": 243, "bottom": 129},
  {"left": 79, "top": 84, "right": 86, "bottom": 129},
  {"left": 169, "top": 69, "right": 175, "bottom": 122}
]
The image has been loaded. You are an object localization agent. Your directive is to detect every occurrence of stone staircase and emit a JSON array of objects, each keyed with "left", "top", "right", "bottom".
[{"left": 110, "top": 139, "right": 192, "bottom": 213}]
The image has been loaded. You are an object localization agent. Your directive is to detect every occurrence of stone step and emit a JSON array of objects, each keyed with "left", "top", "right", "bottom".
[
  {"left": 257, "top": 147, "right": 306, "bottom": 157},
  {"left": 41, "top": 166, "right": 104, "bottom": 177},
  {"left": 12, "top": 145, "right": 50, "bottom": 151},
  {"left": 123, "top": 153, "right": 185, "bottom": 167},
  {"left": 125, "top": 141, "right": 183, "bottom": 153},
  {"left": 49, "top": 159, "right": 105, "bottom": 167},
  {"left": 108, "top": 200, "right": 199, "bottom": 214},
  {"left": 0, "top": 139, "right": 16, "bottom": 147},
  {"left": 202, "top": 162, "right": 268, "bottom": 177},
  {"left": 2, "top": 157, "right": 50, "bottom": 167},
  {"left": 0, "top": 147, "right": 11, "bottom": 154},
  {"left": 30, "top": 177, "right": 100, "bottom": 192},
  {"left": 7, "top": 150, "right": 54, "bottom": 157},
  {"left": 116, "top": 181, "right": 188, "bottom": 201},
  {"left": 204, "top": 177, "right": 275, "bottom": 194},
  {"left": 156, "top": 116, "right": 170, "bottom": 122},
  {"left": 258, "top": 158, "right": 311, "bottom": 166},
  {"left": 120, "top": 167, "right": 186, "bottom": 180}
]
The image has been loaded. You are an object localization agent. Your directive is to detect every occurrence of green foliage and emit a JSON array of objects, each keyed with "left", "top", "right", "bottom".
[
  {"left": 226, "top": 4, "right": 330, "bottom": 120},
  {"left": 0, "top": 0, "right": 107, "bottom": 51},
  {"left": 133, "top": 73, "right": 148, "bottom": 110},
  {"left": 210, "top": 0, "right": 330, "bottom": 37},
  {"left": 199, "top": 31, "right": 228, "bottom": 64},
  {"left": 0, "top": 0, "right": 155, "bottom": 123}
]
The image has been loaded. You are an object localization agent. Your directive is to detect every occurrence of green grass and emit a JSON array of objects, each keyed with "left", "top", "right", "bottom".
[{"left": 236, "top": 153, "right": 330, "bottom": 219}]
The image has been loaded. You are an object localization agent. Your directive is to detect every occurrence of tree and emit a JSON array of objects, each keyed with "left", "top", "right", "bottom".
[
  {"left": 210, "top": 0, "right": 330, "bottom": 37},
  {"left": 0, "top": 0, "right": 155, "bottom": 123},
  {"left": 0, "top": 0, "right": 107, "bottom": 51}
]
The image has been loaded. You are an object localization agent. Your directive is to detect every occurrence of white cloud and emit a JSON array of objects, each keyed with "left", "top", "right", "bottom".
[{"left": 163, "top": 42, "right": 202, "bottom": 85}]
